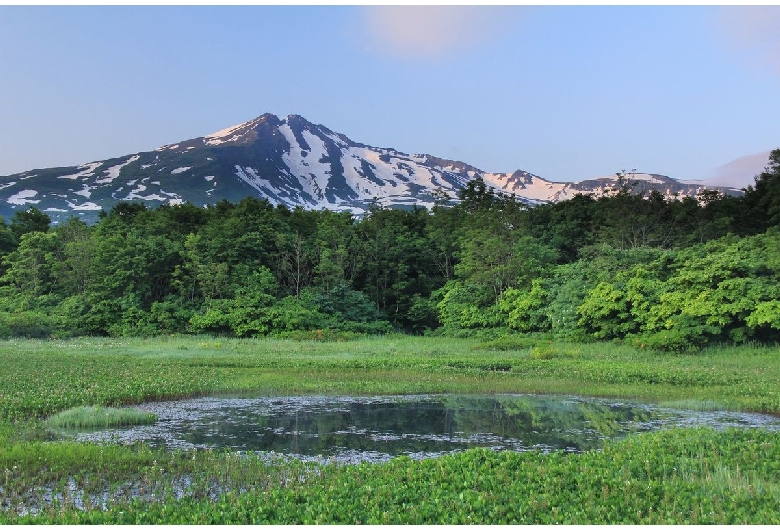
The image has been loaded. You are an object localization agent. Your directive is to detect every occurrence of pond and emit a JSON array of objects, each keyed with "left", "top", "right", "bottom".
[{"left": 73, "top": 394, "right": 780, "bottom": 463}]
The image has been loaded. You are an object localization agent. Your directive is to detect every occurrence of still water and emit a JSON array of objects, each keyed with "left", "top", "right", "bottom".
[{"left": 75, "top": 395, "right": 780, "bottom": 463}]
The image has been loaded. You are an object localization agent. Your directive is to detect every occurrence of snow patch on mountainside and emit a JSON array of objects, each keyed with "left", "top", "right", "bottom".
[
  {"left": 95, "top": 155, "right": 140, "bottom": 185},
  {"left": 58, "top": 162, "right": 102, "bottom": 180},
  {"left": 204, "top": 115, "right": 267, "bottom": 146},
  {"left": 581, "top": 173, "right": 663, "bottom": 185},
  {"left": 7, "top": 189, "right": 39, "bottom": 205},
  {"left": 156, "top": 144, "right": 179, "bottom": 151},
  {"left": 123, "top": 182, "right": 148, "bottom": 199},
  {"left": 341, "top": 146, "right": 429, "bottom": 199},
  {"left": 66, "top": 200, "right": 102, "bottom": 211},
  {"left": 483, "top": 172, "right": 566, "bottom": 202},
  {"left": 73, "top": 184, "right": 94, "bottom": 199},
  {"left": 278, "top": 124, "right": 332, "bottom": 202},
  {"left": 234, "top": 166, "right": 285, "bottom": 206},
  {"left": 204, "top": 123, "right": 245, "bottom": 146},
  {"left": 205, "top": 134, "right": 241, "bottom": 147}
]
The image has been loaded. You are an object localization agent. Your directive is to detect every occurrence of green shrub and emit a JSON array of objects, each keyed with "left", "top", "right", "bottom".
[
  {"left": 272, "top": 329, "right": 364, "bottom": 342},
  {"left": 0, "top": 310, "right": 56, "bottom": 339},
  {"left": 632, "top": 323, "right": 716, "bottom": 353},
  {"left": 529, "top": 346, "right": 580, "bottom": 360},
  {"left": 473, "top": 335, "right": 539, "bottom": 351}
]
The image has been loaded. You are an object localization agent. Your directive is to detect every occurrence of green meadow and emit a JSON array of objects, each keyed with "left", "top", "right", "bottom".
[{"left": 1, "top": 334, "right": 780, "bottom": 523}]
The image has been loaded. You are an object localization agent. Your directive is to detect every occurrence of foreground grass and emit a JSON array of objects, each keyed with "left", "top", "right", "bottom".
[
  {"left": 0, "top": 335, "right": 779, "bottom": 522},
  {"left": 2, "top": 428, "right": 779, "bottom": 524}
]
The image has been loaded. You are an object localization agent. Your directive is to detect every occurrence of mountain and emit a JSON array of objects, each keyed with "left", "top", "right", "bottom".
[
  {"left": 695, "top": 150, "right": 771, "bottom": 189},
  {"left": 0, "top": 113, "right": 743, "bottom": 224}
]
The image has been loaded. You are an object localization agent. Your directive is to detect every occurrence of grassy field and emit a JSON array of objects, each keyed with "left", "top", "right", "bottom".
[{"left": 1, "top": 334, "right": 779, "bottom": 523}]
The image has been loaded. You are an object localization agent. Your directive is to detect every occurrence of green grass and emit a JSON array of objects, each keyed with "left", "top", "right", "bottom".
[
  {"left": 1, "top": 335, "right": 780, "bottom": 523},
  {"left": 0, "top": 334, "right": 778, "bottom": 424},
  {"left": 657, "top": 399, "right": 733, "bottom": 412},
  {"left": 45, "top": 406, "right": 156, "bottom": 430},
  {"left": 2, "top": 428, "right": 779, "bottom": 524}
]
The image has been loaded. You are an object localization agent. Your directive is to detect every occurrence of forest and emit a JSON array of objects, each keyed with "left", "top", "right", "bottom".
[{"left": 0, "top": 148, "right": 778, "bottom": 353}]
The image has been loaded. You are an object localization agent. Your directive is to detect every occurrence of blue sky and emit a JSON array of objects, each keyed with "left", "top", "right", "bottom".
[{"left": 1, "top": 5, "right": 779, "bottom": 186}]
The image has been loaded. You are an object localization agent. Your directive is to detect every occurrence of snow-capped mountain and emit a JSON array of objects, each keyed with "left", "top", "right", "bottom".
[{"left": 0, "top": 113, "right": 742, "bottom": 223}]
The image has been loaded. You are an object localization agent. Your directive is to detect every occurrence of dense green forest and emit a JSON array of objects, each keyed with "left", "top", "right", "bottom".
[{"left": 1, "top": 149, "right": 778, "bottom": 352}]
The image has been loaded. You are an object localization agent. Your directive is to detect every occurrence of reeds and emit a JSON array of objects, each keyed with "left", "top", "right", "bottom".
[{"left": 46, "top": 406, "right": 156, "bottom": 430}]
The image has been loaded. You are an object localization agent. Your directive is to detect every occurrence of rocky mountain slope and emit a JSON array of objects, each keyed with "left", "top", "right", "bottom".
[{"left": 0, "top": 113, "right": 742, "bottom": 223}]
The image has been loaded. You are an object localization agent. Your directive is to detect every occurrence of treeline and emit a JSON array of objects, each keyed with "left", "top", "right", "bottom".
[{"left": 1, "top": 149, "right": 779, "bottom": 351}]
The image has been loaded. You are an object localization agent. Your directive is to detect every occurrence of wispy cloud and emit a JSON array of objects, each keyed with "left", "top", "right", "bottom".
[
  {"left": 714, "top": 6, "right": 780, "bottom": 76},
  {"left": 361, "top": 6, "right": 517, "bottom": 60},
  {"left": 706, "top": 150, "right": 771, "bottom": 189}
]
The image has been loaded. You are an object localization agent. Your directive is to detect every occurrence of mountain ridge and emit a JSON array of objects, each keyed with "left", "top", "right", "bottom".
[{"left": 0, "top": 113, "right": 743, "bottom": 224}]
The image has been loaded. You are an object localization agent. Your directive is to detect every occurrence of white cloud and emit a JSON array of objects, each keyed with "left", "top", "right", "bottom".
[
  {"left": 361, "top": 6, "right": 517, "bottom": 60},
  {"left": 714, "top": 6, "right": 780, "bottom": 76}
]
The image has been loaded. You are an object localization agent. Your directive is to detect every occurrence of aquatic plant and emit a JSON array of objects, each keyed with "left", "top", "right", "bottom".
[
  {"left": 45, "top": 406, "right": 156, "bottom": 430},
  {"left": 2, "top": 428, "right": 780, "bottom": 524}
]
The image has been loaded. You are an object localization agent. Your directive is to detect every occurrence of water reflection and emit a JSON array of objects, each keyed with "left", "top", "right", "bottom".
[{"left": 74, "top": 395, "right": 780, "bottom": 463}]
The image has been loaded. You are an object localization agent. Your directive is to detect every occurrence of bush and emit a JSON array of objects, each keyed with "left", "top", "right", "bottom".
[
  {"left": 529, "top": 346, "right": 580, "bottom": 360},
  {"left": 631, "top": 329, "right": 709, "bottom": 354},
  {"left": 272, "top": 329, "right": 364, "bottom": 342},
  {"left": 472, "top": 335, "right": 540, "bottom": 351},
  {"left": 0, "top": 310, "right": 56, "bottom": 339},
  {"left": 265, "top": 296, "right": 329, "bottom": 332}
]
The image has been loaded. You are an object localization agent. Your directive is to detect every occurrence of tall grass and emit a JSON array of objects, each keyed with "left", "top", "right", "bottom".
[
  {"left": 46, "top": 406, "right": 156, "bottom": 430},
  {"left": 657, "top": 399, "right": 731, "bottom": 412}
]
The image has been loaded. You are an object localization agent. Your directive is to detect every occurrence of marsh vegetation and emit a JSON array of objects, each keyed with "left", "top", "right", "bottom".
[
  {"left": 45, "top": 405, "right": 156, "bottom": 430},
  {"left": 1, "top": 335, "right": 780, "bottom": 523}
]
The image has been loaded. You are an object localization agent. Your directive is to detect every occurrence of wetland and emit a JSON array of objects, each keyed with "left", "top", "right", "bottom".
[
  {"left": 72, "top": 394, "right": 780, "bottom": 462},
  {"left": 2, "top": 335, "right": 780, "bottom": 523}
]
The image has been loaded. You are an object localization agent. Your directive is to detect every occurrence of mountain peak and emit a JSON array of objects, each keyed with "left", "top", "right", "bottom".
[
  {"left": 0, "top": 113, "right": 742, "bottom": 224},
  {"left": 203, "top": 113, "right": 280, "bottom": 145}
]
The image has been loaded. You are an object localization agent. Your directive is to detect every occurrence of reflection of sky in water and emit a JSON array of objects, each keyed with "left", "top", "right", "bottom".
[{"left": 73, "top": 395, "right": 780, "bottom": 463}]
